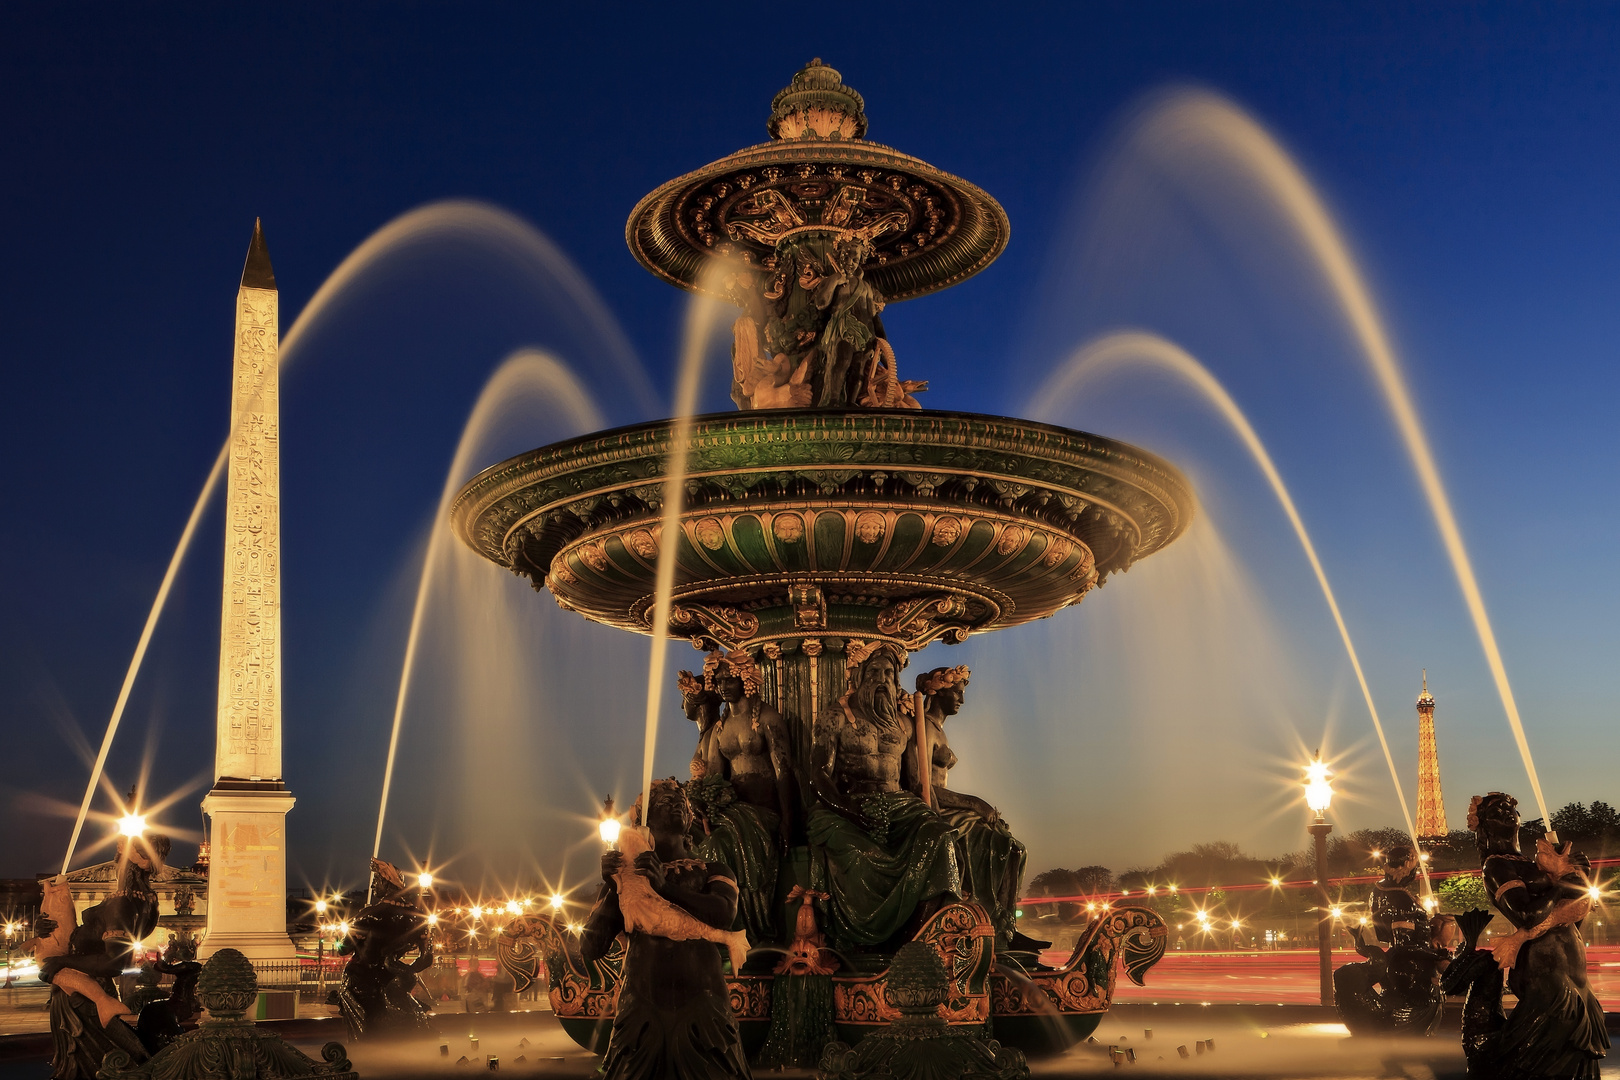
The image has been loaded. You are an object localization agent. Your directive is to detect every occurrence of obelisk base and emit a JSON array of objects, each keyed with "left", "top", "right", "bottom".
[{"left": 200, "top": 784, "right": 297, "bottom": 962}]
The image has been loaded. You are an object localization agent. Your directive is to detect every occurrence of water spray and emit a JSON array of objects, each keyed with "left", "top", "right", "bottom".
[
  {"left": 1140, "top": 90, "right": 1551, "bottom": 826},
  {"left": 1031, "top": 330, "right": 1428, "bottom": 886},
  {"left": 639, "top": 291, "right": 727, "bottom": 811}
]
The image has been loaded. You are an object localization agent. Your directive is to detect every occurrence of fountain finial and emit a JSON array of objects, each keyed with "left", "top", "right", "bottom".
[{"left": 768, "top": 58, "right": 867, "bottom": 141}]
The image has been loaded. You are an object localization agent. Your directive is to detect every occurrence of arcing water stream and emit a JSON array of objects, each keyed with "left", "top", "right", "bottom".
[
  {"left": 62, "top": 200, "right": 647, "bottom": 872},
  {"left": 372, "top": 349, "right": 604, "bottom": 859},
  {"left": 1031, "top": 330, "right": 1425, "bottom": 875},
  {"left": 638, "top": 291, "right": 728, "bottom": 815},
  {"left": 1133, "top": 90, "right": 1553, "bottom": 828}
]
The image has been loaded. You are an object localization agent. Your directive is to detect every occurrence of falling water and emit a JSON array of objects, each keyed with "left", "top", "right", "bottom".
[
  {"left": 62, "top": 199, "right": 648, "bottom": 872},
  {"left": 1029, "top": 330, "right": 1424, "bottom": 862},
  {"left": 59, "top": 445, "right": 227, "bottom": 875},
  {"left": 372, "top": 349, "right": 605, "bottom": 859},
  {"left": 639, "top": 292, "right": 729, "bottom": 811},
  {"left": 1130, "top": 90, "right": 1552, "bottom": 827}
]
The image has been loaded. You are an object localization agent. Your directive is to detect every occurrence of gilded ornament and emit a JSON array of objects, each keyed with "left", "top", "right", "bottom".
[
  {"left": 930, "top": 516, "right": 962, "bottom": 546},
  {"left": 695, "top": 517, "right": 727, "bottom": 551},
  {"left": 854, "top": 512, "right": 886, "bottom": 544},
  {"left": 772, "top": 513, "right": 805, "bottom": 543},
  {"left": 626, "top": 529, "right": 657, "bottom": 559},
  {"left": 579, "top": 541, "right": 610, "bottom": 572},
  {"left": 995, "top": 526, "right": 1027, "bottom": 556}
]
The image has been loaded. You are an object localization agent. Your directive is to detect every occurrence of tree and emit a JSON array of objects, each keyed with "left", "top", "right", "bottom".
[
  {"left": 1027, "top": 866, "right": 1115, "bottom": 922},
  {"left": 1437, "top": 872, "right": 1489, "bottom": 914},
  {"left": 1328, "top": 828, "right": 1413, "bottom": 873}
]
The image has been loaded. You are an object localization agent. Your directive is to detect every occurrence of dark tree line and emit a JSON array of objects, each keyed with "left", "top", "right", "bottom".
[{"left": 1027, "top": 798, "right": 1620, "bottom": 907}]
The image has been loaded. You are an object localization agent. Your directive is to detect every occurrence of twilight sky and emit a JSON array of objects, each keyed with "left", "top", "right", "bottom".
[{"left": 4, "top": 4, "right": 1619, "bottom": 899}]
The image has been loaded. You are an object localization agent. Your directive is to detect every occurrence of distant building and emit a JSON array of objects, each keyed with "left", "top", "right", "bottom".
[
  {"left": 52, "top": 859, "right": 209, "bottom": 953},
  {"left": 1416, "top": 671, "right": 1449, "bottom": 840}
]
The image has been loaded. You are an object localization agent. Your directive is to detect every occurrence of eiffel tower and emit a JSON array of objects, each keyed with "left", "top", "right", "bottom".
[{"left": 1416, "top": 671, "right": 1449, "bottom": 840}]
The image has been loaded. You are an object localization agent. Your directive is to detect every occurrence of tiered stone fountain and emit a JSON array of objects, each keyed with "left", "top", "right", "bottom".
[{"left": 453, "top": 60, "right": 1193, "bottom": 1061}]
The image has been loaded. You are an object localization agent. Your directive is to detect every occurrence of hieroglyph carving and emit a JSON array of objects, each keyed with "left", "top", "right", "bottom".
[{"left": 216, "top": 285, "right": 281, "bottom": 779}]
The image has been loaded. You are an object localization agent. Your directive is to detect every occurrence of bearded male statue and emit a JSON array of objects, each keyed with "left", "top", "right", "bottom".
[
  {"left": 807, "top": 641, "right": 960, "bottom": 951},
  {"left": 681, "top": 650, "right": 796, "bottom": 945}
]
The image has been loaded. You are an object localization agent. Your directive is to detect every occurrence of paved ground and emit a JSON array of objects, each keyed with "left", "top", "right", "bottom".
[{"left": 2, "top": 1004, "right": 1617, "bottom": 1079}]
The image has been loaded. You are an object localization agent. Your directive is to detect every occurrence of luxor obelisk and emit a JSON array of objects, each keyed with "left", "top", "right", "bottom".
[{"left": 200, "top": 220, "right": 297, "bottom": 961}]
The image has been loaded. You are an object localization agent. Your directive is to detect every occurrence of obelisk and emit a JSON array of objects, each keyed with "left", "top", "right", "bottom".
[{"left": 200, "top": 220, "right": 297, "bottom": 961}]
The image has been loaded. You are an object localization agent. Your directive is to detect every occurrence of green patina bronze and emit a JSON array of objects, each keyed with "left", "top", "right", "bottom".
[{"left": 463, "top": 58, "right": 1188, "bottom": 1066}]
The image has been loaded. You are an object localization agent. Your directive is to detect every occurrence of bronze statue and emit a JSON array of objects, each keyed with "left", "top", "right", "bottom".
[
  {"left": 807, "top": 641, "right": 961, "bottom": 950},
  {"left": 35, "top": 832, "right": 171, "bottom": 1078},
  {"left": 335, "top": 859, "right": 434, "bottom": 1041},
  {"left": 724, "top": 230, "right": 924, "bottom": 412},
  {"left": 684, "top": 651, "right": 796, "bottom": 946},
  {"left": 910, "top": 666, "right": 1038, "bottom": 950},
  {"left": 1445, "top": 792, "right": 1608, "bottom": 1077},
  {"left": 132, "top": 959, "right": 202, "bottom": 1054},
  {"left": 1334, "top": 844, "right": 1450, "bottom": 1036},
  {"left": 583, "top": 780, "right": 752, "bottom": 1080}
]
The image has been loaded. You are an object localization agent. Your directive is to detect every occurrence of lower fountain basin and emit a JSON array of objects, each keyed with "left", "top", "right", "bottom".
[{"left": 452, "top": 409, "right": 1193, "bottom": 651}]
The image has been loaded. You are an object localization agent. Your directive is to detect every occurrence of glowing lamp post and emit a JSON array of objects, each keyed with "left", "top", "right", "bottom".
[
  {"left": 599, "top": 797, "right": 621, "bottom": 851},
  {"left": 1304, "top": 755, "right": 1335, "bottom": 1007}
]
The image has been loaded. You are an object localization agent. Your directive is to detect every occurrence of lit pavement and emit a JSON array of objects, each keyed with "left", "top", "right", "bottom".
[{"left": 1101, "top": 946, "right": 1620, "bottom": 1007}]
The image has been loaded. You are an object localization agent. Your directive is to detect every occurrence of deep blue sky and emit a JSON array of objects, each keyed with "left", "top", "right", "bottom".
[{"left": 4, "top": 4, "right": 1619, "bottom": 894}]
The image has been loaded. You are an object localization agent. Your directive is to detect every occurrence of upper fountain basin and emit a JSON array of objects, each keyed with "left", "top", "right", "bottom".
[{"left": 451, "top": 409, "right": 1194, "bottom": 652}]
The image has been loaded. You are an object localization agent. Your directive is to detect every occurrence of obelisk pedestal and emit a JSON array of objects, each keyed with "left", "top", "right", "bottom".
[{"left": 200, "top": 220, "right": 296, "bottom": 962}]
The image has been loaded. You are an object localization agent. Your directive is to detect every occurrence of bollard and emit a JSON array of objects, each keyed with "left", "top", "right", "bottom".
[
  {"left": 440, "top": 1043, "right": 450, "bottom": 1057},
  {"left": 487, "top": 1056, "right": 499, "bottom": 1071},
  {"left": 1177, "top": 1045, "right": 1190, "bottom": 1059},
  {"left": 1144, "top": 1028, "right": 1152, "bottom": 1040}
]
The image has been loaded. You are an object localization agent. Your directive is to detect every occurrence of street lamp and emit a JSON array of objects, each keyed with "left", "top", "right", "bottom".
[
  {"left": 1304, "top": 753, "right": 1335, "bottom": 1007},
  {"left": 598, "top": 797, "right": 621, "bottom": 850}
]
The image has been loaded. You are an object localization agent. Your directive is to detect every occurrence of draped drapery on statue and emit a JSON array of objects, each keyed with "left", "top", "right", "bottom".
[
  {"left": 691, "top": 782, "right": 782, "bottom": 946},
  {"left": 937, "top": 805, "right": 1025, "bottom": 943},
  {"left": 807, "top": 791, "right": 960, "bottom": 949},
  {"left": 912, "top": 666, "right": 1032, "bottom": 947},
  {"left": 682, "top": 650, "right": 796, "bottom": 946},
  {"left": 809, "top": 642, "right": 961, "bottom": 951}
]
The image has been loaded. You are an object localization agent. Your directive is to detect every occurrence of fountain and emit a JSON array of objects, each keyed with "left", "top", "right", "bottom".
[{"left": 451, "top": 60, "right": 1193, "bottom": 1060}]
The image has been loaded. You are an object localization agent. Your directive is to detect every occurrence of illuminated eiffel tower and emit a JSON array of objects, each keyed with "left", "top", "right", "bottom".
[{"left": 1415, "top": 671, "right": 1449, "bottom": 840}]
